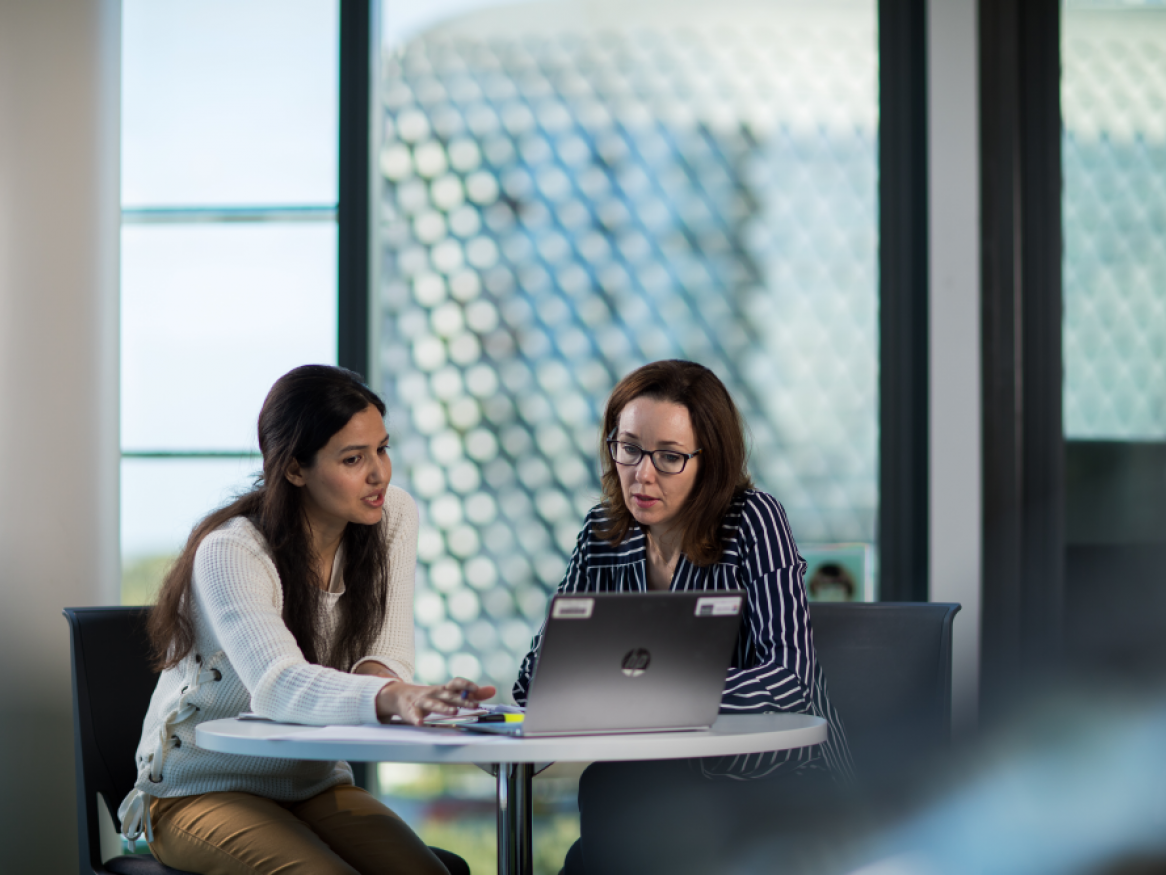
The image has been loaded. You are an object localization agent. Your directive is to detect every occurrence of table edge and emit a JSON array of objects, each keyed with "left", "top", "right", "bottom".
[{"left": 195, "top": 713, "right": 828, "bottom": 765}]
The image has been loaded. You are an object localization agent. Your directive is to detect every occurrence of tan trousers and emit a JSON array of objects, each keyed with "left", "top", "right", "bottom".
[{"left": 147, "top": 784, "right": 450, "bottom": 875}]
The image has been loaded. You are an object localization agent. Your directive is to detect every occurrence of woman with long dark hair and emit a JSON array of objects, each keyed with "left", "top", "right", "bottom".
[{"left": 119, "top": 365, "right": 493, "bottom": 875}]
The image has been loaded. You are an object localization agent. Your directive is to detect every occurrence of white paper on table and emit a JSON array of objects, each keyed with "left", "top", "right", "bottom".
[{"left": 263, "top": 724, "right": 510, "bottom": 744}]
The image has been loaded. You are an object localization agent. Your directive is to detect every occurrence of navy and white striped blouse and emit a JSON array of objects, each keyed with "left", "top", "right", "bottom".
[{"left": 513, "top": 489, "right": 853, "bottom": 780}]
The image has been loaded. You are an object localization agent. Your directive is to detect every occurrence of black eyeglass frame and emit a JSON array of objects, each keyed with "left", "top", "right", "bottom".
[{"left": 606, "top": 440, "right": 703, "bottom": 474}]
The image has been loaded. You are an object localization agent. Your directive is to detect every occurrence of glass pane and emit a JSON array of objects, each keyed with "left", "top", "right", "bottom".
[
  {"left": 122, "top": 0, "right": 338, "bottom": 207},
  {"left": 121, "top": 456, "right": 262, "bottom": 604},
  {"left": 374, "top": 0, "right": 879, "bottom": 694},
  {"left": 1063, "top": 2, "right": 1166, "bottom": 440},
  {"left": 121, "top": 222, "right": 338, "bottom": 452}
]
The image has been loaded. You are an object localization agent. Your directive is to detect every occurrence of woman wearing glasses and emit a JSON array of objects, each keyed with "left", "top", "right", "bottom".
[{"left": 514, "top": 359, "right": 851, "bottom": 875}]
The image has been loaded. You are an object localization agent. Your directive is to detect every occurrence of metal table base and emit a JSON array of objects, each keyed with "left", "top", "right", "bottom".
[{"left": 495, "top": 761, "right": 534, "bottom": 875}]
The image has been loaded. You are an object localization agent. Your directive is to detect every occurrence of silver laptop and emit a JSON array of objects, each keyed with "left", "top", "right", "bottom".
[{"left": 466, "top": 590, "right": 745, "bottom": 737}]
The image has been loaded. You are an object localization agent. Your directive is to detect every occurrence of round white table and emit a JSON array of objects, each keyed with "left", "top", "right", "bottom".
[{"left": 197, "top": 713, "right": 826, "bottom": 875}]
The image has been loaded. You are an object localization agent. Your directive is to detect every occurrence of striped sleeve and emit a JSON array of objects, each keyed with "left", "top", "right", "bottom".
[{"left": 719, "top": 492, "right": 815, "bottom": 714}]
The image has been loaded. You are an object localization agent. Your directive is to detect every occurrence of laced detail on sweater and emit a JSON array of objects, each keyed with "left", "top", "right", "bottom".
[{"left": 118, "top": 657, "right": 221, "bottom": 845}]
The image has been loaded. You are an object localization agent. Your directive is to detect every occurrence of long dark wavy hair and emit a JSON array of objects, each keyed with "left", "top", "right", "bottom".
[
  {"left": 595, "top": 360, "right": 754, "bottom": 566},
  {"left": 148, "top": 365, "right": 392, "bottom": 672}
]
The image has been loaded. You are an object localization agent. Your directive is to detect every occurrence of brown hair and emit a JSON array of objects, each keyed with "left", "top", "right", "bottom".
[
  {"left": 595, "top": 360, "right": 753, "bottom": 565},
  {"left": 148, "top": 365, "right": 391, "bottom": 672}
]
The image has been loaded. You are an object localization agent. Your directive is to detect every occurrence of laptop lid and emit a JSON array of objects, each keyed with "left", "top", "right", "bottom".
[{"left": 502, "top": 590, "right": 744, "bottom": 736}]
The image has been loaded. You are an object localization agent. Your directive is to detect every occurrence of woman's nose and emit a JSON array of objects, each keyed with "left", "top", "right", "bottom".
[
  {"left": 633, "top": 455, "right": 655, "bottom": 481},
  {"left": 371, "top": 454, "right": 391, "bottom": 484}
]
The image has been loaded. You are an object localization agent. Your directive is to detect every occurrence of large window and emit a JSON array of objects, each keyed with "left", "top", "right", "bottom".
[
  {"left": 120, "top": 0, "right": 340, "bottom": 601},
  {"left": 1061, "top": 2, "right": 1166, "bottom": 661},
  {"left": 373, "top": 0, "right": 880, "bottom": 695},
  {"left": 1062, "top": 1, "right": 1166, "bottom": 441},
  {"left": 370, "top": 5, "right": 878, "bottom": 868}
]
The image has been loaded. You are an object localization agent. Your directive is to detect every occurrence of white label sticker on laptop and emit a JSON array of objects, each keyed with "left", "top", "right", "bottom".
[
  {"left": 695, "top": 596, "right": 742, "bottom": 617},
  {"left": 553, "top": 598, "right": 595, "bottom": 619}
]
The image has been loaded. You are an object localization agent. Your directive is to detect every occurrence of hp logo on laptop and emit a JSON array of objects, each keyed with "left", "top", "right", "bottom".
[{"left": 621, "top": 648, "right": 651, "bottom": 677}]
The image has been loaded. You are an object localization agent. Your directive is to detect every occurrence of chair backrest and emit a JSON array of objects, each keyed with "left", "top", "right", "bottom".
[
  {"left": 64, "top": 606, "right": 158, "bottom": 874},
  {"left": 64, "top": 604, "right": 372, "bottom": 875},
  {"left": 1064, "top": 543, "right": 1166, "bottom": 678},
  {"left": 809, "top": 602, "right": 960, "bottom": 780}
]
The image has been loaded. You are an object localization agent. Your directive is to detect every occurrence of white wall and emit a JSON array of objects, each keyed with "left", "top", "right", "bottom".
[
  {"left": 0, "top": 0, "right": 121, "bottom": 866},
  {"left": 927, "top": 0, "right": 982, "bottom": 736}
]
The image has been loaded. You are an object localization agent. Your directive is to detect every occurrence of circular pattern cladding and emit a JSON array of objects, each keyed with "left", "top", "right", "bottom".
[{"left": 377, "top": 20, "right": 879, "bottom": 691}]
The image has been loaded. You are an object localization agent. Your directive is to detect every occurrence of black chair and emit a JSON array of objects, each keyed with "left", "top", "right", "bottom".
[
  {"left": 562, "top": 601, "right": 965, "bottom": 874},
  {"left": 64, "top": 606, "right": 469, "bottom": 875},
  {"left": 809, "top": 601, "right": 961, "bottom": 781}
]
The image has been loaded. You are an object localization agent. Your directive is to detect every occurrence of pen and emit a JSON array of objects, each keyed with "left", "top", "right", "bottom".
[{"left": 474, "top": 713, "right": 524, "bottom": 723}]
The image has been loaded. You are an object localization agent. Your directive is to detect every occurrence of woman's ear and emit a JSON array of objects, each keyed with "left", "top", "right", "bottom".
[{"left": 286, "top": 459, "right": 306, "bottom": 487}]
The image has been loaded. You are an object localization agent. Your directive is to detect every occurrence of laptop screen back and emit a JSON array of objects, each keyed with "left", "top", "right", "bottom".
[{"left": 520, "top": 591, "right": 745, "bottom": 735}]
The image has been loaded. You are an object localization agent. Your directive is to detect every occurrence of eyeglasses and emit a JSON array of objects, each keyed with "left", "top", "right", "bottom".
[{"left": 606, "top": 440, "right": 702, "bottom": 474}]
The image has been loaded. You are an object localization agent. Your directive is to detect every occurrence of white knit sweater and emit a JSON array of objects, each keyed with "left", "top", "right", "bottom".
[{"left": 118, "top": 485, "right": 419, "bottom": 844}]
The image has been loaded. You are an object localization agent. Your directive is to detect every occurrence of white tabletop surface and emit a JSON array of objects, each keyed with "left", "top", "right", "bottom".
[{"left": 196, "top": 713, "right": 827, "bottom": 765}]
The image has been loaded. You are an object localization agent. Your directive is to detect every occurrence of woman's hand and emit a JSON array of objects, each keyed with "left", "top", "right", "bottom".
[{"left": 375, "top": 677, "right": 497, "bottom": 725}]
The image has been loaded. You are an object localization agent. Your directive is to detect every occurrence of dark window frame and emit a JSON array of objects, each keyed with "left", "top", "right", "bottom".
[
  {"left": 979, "top": 0, "right": 1064, "bottom": 714},
  {"left": 878, "top": 0, "right": 930, "bottom": 603},
  {"left": 338, "top": 0, "right": 374, "bottom": 376}
]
